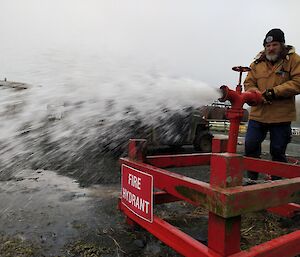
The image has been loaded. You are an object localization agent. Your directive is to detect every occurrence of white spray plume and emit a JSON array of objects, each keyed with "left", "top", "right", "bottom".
[{"left": 0, "top": 54, "right": 219, "bottom": 184}]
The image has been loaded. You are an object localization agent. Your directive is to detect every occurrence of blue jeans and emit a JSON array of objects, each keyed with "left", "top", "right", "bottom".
[{"left": 245, "top": 120, "right": 291, "bottom": 180}]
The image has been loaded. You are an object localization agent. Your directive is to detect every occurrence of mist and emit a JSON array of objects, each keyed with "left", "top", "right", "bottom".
[{"left": 2, "top": 0, "right": 300, "bottom": 86}]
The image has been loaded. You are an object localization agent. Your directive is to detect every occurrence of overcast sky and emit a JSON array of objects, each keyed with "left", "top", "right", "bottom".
[{"left": 1, "top": 0, "right": 300, "bottom": 87}]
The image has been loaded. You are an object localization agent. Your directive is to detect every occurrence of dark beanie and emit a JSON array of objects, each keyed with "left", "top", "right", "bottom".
[{"left": 263, "top": 28, "right": 285, "bottom": 46}]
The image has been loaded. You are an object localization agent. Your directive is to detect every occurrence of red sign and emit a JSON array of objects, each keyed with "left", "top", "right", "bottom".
[{"left": 121, "top": 164, "right": 153, "bottom": 223}]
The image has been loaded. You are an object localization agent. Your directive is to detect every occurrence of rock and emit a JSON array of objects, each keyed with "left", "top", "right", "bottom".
[
  {"left": 195, "top": 230, "right": 208, "bottom": 245},
  {"left": 133, "top": 239, "right": 145, "bottom": 248},
  {"left": 144, "top": 241, "right": 161, "bottom": 255}
]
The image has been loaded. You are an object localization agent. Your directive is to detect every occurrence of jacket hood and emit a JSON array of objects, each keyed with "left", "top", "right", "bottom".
[{"left": 254, "top": 45, "right": 295, "bottom": 63}]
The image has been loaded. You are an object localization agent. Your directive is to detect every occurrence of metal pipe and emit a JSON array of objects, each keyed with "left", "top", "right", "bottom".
[
  {"left": 219, "top": 85, "right": 263, "bottom": 108},
  {"left": 219, "top": 85, "right": 263, "bottom": 153}
]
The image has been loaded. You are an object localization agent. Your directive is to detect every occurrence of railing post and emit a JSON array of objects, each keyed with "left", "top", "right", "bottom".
[
  {"left": 128, "top": 139, "right": 147, "bottom": 162},
  {"left": 212, "top": 136, "right": 228, "bottom": 153},
  {"left": 124, "top": 139, "right": 148, "bottom": 229},
  {"left": 208, "top": 137, "right": 242, "bottom": 256}
]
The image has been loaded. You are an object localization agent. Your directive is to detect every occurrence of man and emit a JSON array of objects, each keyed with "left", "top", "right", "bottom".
[{"left": 244, "top": 28, "right": 300, "bottom": 181}]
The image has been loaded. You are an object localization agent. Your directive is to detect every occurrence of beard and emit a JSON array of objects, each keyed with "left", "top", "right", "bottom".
[{"left": 266, "top": 53, "right": 280, "bottom": 62}]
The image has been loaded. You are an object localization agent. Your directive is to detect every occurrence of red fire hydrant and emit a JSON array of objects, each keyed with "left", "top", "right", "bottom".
[{"left": 218, "top": 66, "right": 263, "bottom": 153}]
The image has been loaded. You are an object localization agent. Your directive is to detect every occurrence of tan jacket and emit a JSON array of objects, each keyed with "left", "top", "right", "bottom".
[{"left": 244, "top": 45, "right": 300, "bottom": 123}]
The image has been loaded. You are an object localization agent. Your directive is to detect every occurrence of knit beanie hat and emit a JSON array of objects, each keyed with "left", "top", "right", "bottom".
[{"left": 263, "top": 28, "right": 285, "bottom": 46}]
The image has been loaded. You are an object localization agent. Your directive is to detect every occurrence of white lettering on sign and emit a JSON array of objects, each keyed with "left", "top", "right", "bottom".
[
  {"left": 121, "top": 164, "right": 153, "bottom": 223},
  {"left": 128, "top": 173, "right": 141, "bottom": 190},
  {"left": 122, "top": 188, "right": 150, "bottom": 213}
]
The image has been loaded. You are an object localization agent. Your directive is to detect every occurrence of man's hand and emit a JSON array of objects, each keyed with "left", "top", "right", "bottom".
[{"left": 262, "top": 88, "right": 276, "bottom": 103}]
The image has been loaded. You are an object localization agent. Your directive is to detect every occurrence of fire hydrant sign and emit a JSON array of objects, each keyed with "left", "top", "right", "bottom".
[{"left": 121, "top": 164, "right": 153, "bottom": 223}]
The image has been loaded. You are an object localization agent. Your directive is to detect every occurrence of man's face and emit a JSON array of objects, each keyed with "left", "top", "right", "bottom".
[{"left": 265, "top": 41, "right": 282, "bottom": 62}]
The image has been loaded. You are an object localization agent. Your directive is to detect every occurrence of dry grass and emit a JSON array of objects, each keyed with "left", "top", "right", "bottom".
[{"left": 0, "top": 235, "right": 40, "bottom": 257}]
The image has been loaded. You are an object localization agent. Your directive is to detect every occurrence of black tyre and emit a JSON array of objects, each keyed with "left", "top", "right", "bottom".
[{"left": 193, "top": 131, "right": 213, "bottom": 152}]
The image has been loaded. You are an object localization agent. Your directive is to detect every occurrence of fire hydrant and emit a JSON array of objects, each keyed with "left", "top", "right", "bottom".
[{"left": 219, "top": 66, "right": 263, "bottom": 153}]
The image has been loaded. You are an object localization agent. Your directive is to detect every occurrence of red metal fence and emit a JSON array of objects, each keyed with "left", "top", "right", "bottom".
[{"left": 118, "top": 137, "right": 300, "bottom": 257}]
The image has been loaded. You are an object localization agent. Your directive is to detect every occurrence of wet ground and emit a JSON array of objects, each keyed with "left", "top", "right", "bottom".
[
  {"left": 0, "top": 169, "right": 123, "bottom": 256},
  {"left": 0, "top": 165, "right": 212, "bottom": 257},
  {"left": 1, "top": 136, "right": 300, "bottom": 257}
]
